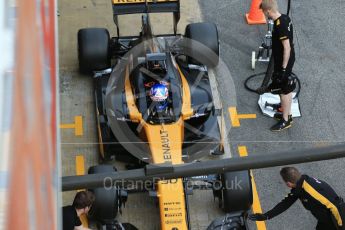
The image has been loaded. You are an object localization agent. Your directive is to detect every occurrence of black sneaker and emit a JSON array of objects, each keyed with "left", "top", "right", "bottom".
[
  {"left": 270, "top": 119, "right": 292, "bottom": 132},
  {"left": 273, "top": 113, "right": 293, "bottom": 123}
]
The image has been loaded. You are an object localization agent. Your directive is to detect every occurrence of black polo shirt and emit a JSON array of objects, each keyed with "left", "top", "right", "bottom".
[
  {"left": 63, "top": 205, "right": 82, "bottom": 230},
  {"left": 265, "top": 175, "right": 344, "bottom": 228},
  {"left": 272, "top": 14, "right": 295, "bottom": 71}
]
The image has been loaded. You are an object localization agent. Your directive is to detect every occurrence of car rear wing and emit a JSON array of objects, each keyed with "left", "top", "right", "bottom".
[{"left": 112, "top": 0, "right": 180, "bottom": 36}]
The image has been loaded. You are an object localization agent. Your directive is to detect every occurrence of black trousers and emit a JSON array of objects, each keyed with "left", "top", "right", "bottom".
[{"left": 316, "top": 221, "right": 338, "bottom": 230}]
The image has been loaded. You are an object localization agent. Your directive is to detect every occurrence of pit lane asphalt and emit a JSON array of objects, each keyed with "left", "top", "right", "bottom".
[{"left": 199, "top": 0, "right": 345, "bottom": 229}]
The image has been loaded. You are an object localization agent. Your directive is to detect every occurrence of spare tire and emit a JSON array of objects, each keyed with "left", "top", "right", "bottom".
[
  {"left": 185, "top": 22, "right": 219, "bottom": 68},
  {"left": 78, "top": 28, "right": 111, "bottom": 74}
]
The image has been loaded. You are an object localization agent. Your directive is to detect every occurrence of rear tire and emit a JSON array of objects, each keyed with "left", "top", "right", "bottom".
[
  {"left": 185, "top": 22, "right": 219, "bottom": 68},
  {"left": 88, "top": 165, "right": 118, "bottom": 223},
  {"left": 214, "top": 170, "right": 253, "bottom": 213},
  {"left": 78, "top": 28, "right": 111, "bottom": 74}
]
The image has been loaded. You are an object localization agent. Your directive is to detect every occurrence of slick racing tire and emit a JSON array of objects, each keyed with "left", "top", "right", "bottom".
[
  {"left": 219, "top": 170, "right": 253, "bottom": 213},
  {"left": 78, "top": 28, "right": 111, "bottom": 74},
  {"left": 185, "top": 22, "right": 220, "bottom": 68},
  {"left": 88, "top": 165, "right": 118, "bottom": 223}
]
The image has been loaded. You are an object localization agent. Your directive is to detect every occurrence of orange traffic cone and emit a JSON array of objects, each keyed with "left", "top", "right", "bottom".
[{"left": 246, "top": 0, "right": 267, "bottom": 24}]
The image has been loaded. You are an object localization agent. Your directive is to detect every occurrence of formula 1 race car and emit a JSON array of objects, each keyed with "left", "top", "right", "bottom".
[{"left": 77, "top": 0, "right": 252, "bottom": 229}]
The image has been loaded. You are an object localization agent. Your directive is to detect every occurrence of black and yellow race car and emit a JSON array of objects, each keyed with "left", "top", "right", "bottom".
[{"left": 77, "top": 0, "right": 252, "bottom": 229}]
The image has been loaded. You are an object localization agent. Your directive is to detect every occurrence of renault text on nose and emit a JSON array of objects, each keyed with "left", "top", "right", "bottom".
[{"left": 160, "top": 130, "right": 172, "bottom": 162}]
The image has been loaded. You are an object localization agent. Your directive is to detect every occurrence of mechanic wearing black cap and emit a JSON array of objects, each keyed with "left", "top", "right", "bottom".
[
  {"left": 248, "top": 167, "right": 345, "bottom": 230},
  {"left": 260, "top": 0, "right": 297, "bottom": 131}
]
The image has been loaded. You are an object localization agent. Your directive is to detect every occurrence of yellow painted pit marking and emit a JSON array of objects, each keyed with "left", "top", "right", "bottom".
[
  {"left": 238, "top": 146, "right": 266, "bottom": 230},
  {"left": 75, "top": 155, "right": 85, "bottom": 176},
  {"left": 229, "top": 107, "right": 256, "bottom": 127},
  {"left": 75, "top": 155, "right": 88, "bottom": 227},
  {"left": 60, "top": 116, "right": 83, "bottom": 136}
]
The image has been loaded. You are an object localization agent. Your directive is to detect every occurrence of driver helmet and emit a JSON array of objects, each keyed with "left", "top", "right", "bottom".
[{"left": 149, "top": 83, "right": 169, "bottom": 112}]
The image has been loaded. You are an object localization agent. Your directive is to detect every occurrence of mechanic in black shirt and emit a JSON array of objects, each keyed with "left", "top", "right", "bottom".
[
  {"left": 248, "top": 167, "right": 345, "bottom": 230},
  {"left": 260, "top": 0, "right": 297, "bottom": 131},
  {"left": 63, "top": 191, "right": 95, "bottom": 230}
]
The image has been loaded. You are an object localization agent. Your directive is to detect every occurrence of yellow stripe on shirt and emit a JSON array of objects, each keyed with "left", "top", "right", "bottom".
[
  {"left": 280, "top": 36, "right": 288, "bottom": 40},
  {"left": 302, "top": 181, "right": 342, "bottom": 226}
]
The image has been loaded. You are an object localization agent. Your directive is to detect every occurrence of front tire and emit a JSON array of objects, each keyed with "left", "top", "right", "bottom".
[
  {"left": 78, "top": 28, "right": 111, "bottom": 74},
  {"left": 185, "top": 22, "right": 220, "bottom": 68},
  {"left": 88, "top": 165, "right": 118, "bottom": 223}
]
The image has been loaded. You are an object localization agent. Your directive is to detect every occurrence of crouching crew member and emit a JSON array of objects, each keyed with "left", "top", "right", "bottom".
[{"left": 249, "top": 167, "right": 345, "bottom": 230}]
